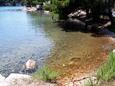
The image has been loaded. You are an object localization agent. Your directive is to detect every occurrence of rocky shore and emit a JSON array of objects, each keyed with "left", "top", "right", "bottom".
[
  {"left": 22, "top": 7, "right": 50, "bottom": 15},
  {"left": 0, "top": 73, "right": 98, "bottom": 86}
]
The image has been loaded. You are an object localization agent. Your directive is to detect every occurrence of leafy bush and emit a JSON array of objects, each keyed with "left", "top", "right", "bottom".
[
  {"left": 32, "top": 66, "right": 60, "bottom": 83},
  {"left": 44, "top": 3, "right": 52, "bottom": 11},
  {"left": 97, "top": 52, "right": 115, "bottom": 81}
]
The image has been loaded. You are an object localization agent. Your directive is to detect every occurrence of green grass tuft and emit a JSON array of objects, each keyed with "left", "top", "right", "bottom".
[
  {"left": 97, "top": 52, "right": 115, "bottom": 81},
  {"left": 32, "top": 66, "right": 60, "bottom": 83},
  {"left": 85, "top": 78, "right": 95, "bottom": 86}
]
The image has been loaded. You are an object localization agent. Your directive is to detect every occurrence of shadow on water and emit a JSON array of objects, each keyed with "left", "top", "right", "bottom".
[
  {"left": 58, "top": 19, "right": 99, "bottom": 33},
  {"left": 58, "top": 19, "right": 115, "bottom": 39}
]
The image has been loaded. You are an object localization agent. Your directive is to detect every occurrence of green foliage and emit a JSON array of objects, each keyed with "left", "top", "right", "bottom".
[
  {"left": 32, "top": 66, "right": 60, "bottom": 83},
  {"left": 97, "top": 52, "right": 115, "bottom": 81},
  {"left": 0, "top": 0, "right": 17, "bottom": 6},
  {"left": 50, "top": 0, "right": 114, "bottom": 21},
  {"left": 0, "top": 0, "right": 49, "bottom": 6},
  {"left": 50, "top": 0, "right": 71, "bottom": 19},
  {"left": 25, "top": 0, "right": 49, "bottom": 6},
  {"left": 44, "top": 2, "right": 51, "bottom": 11}
]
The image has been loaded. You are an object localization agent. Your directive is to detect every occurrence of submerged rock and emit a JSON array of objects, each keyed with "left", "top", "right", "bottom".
[{"left": 23, "top": 58, "right": 38, "bottom": 73}]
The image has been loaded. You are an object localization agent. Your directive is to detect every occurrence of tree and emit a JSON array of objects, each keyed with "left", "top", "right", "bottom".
[
  {"left": 22, "top": 0, "right": 49, "bottom": 6},
  {"left": 0, "top": 0, "right": 22, "bottom": 6},
  {"left": 50, "top": 0, "right": 115, "bottom": 24},
  {"left": 0, "top": 0, "right": 49, "bottom": 6}
]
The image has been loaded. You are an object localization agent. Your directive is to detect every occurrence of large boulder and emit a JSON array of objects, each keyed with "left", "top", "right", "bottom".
[
  {"left": 0, "top": 74, "right": 5, "bottom": 82},
  {"left": 0, "top": 73, "right": 57, "bottom": 86}
]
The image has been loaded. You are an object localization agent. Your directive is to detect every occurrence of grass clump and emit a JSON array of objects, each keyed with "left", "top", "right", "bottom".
[
  {"left": 32, "top": 66, "right": 60, "bottom": 83},
  {"left": 85, "top": 79, "right": 95, "bottom": 86},
  {"left": 97, "top": 52, "right": 115, "bottom": 81}
]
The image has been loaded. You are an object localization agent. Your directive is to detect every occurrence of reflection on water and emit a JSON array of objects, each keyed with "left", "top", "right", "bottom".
[
  {"left": 0, "top": 6, "right": 23, "bottom": 11},
  {"left": 0, "top": 7, "right": 53, "bottom": 76}
]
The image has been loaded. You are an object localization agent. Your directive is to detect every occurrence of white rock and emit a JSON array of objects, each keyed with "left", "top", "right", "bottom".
[
  {"left": 113, "top": 49, "right": 115, "bottom": 53},
  {"left": 0, "top": 81, "right": 10, "bottom": 86},
  {"left": 68, "top": 10, "right": 86, "bottom": 17},
  {"left": 0, "top": 73, "right": 57, "bottom": 86},
  {"left": 5, "top": 73, "right": 32, "bottom": 86},
  {"left": 6, "top": 73, "right": 31, "bottom": 81},
  {"left": 0, "top": 74, "right": 5, "bottom": 82},
  {"left": 44, "top": 11, "right": 50, "bottom": 15}
]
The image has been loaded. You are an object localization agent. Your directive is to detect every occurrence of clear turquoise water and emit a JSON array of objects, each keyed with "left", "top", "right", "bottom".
[{"left": 0, "top": 7, "right": 53, "bottom": 76}]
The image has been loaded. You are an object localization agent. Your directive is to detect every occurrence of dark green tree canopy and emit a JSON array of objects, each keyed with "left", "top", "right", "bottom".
[
  {"left": 0, "top": 0, "right": 49, "bottom": 6},
  {"left": 50, "top": 0, "right": 115, "bottom": 23}
]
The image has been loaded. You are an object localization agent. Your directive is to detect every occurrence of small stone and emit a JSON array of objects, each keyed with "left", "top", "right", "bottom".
[
  {"left": 62, "top": 64, "right": 66, "bottom": 67},
  {"left": 68, "top": 61, "right": 74, "bottom": 65},
  {"left": 112, "top": 49, "right": 115, "bottom": 53}
]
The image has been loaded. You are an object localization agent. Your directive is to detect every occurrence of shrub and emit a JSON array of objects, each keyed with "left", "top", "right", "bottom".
[
  {"left": 44, "top": 3, "right": 52, "bottom": 11},
  {"left": 32, "top": 66, "right": 60, "bottom": 83},
  {"left": 97, "top": 52, "right": 115, "bottom": 81}
]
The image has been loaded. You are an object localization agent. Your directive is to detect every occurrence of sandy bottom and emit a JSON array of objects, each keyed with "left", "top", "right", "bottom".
[{"left": 45, "top": 30, "right": 115, "bottom": 85}]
